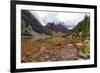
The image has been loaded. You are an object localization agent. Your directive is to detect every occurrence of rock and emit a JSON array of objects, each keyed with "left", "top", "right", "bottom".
[
  {"left": 67, "top": 44, "right": 74, "bottom": 47},
  {"left": 50, "top": 49, "right": 62, "bottom": 61},
  {"left": 46, "top": 60, "right": 52, "bottom": 62},
  {"left": 44, "top": 54, "right": 49, "bottom": 59},
  {"left": 33, "top": 47, "right": 51, "bottom": 62},
  {"left": 60, "top": 44, "right": 77, "bottom": 60},
  {"left": 78, "top": 52, "right": 88, "bottom": 59},
  {"left": 87, "top": 53, "right": 90, "bottom": 58},
  {"left": 32, "top": 44, "right": 78, "bottom": 62},
  {"left": 75, "top": 43, "right": 83, "bottom": 47},
  {"left": 33, "top": 47, "right": 49, "bottom": 57}
]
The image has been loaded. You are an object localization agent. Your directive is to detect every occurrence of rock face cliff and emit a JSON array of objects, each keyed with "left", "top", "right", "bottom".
[{"left": 45, "top": 22, "right": 70, "bottom": 33}]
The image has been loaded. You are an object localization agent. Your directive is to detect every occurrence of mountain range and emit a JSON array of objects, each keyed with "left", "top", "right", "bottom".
[
  {"left": 21, "top": 10, "right": 90, "bottom": 38},
  {"left": 45, "top": 22, "right": 70, "bottom": 33}
]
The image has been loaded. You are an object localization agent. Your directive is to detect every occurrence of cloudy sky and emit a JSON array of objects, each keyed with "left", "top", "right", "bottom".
[{"left": 30, "top": 11, "right": 89, "bottom": 29}]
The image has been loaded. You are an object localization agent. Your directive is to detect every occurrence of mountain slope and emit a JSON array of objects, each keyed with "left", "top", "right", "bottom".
[
  {"left": 70, "top": 15, "right": 90, "bottom": 40},
  {"left": 21, "top": 10, "right": 52, "bottom": 36}
]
